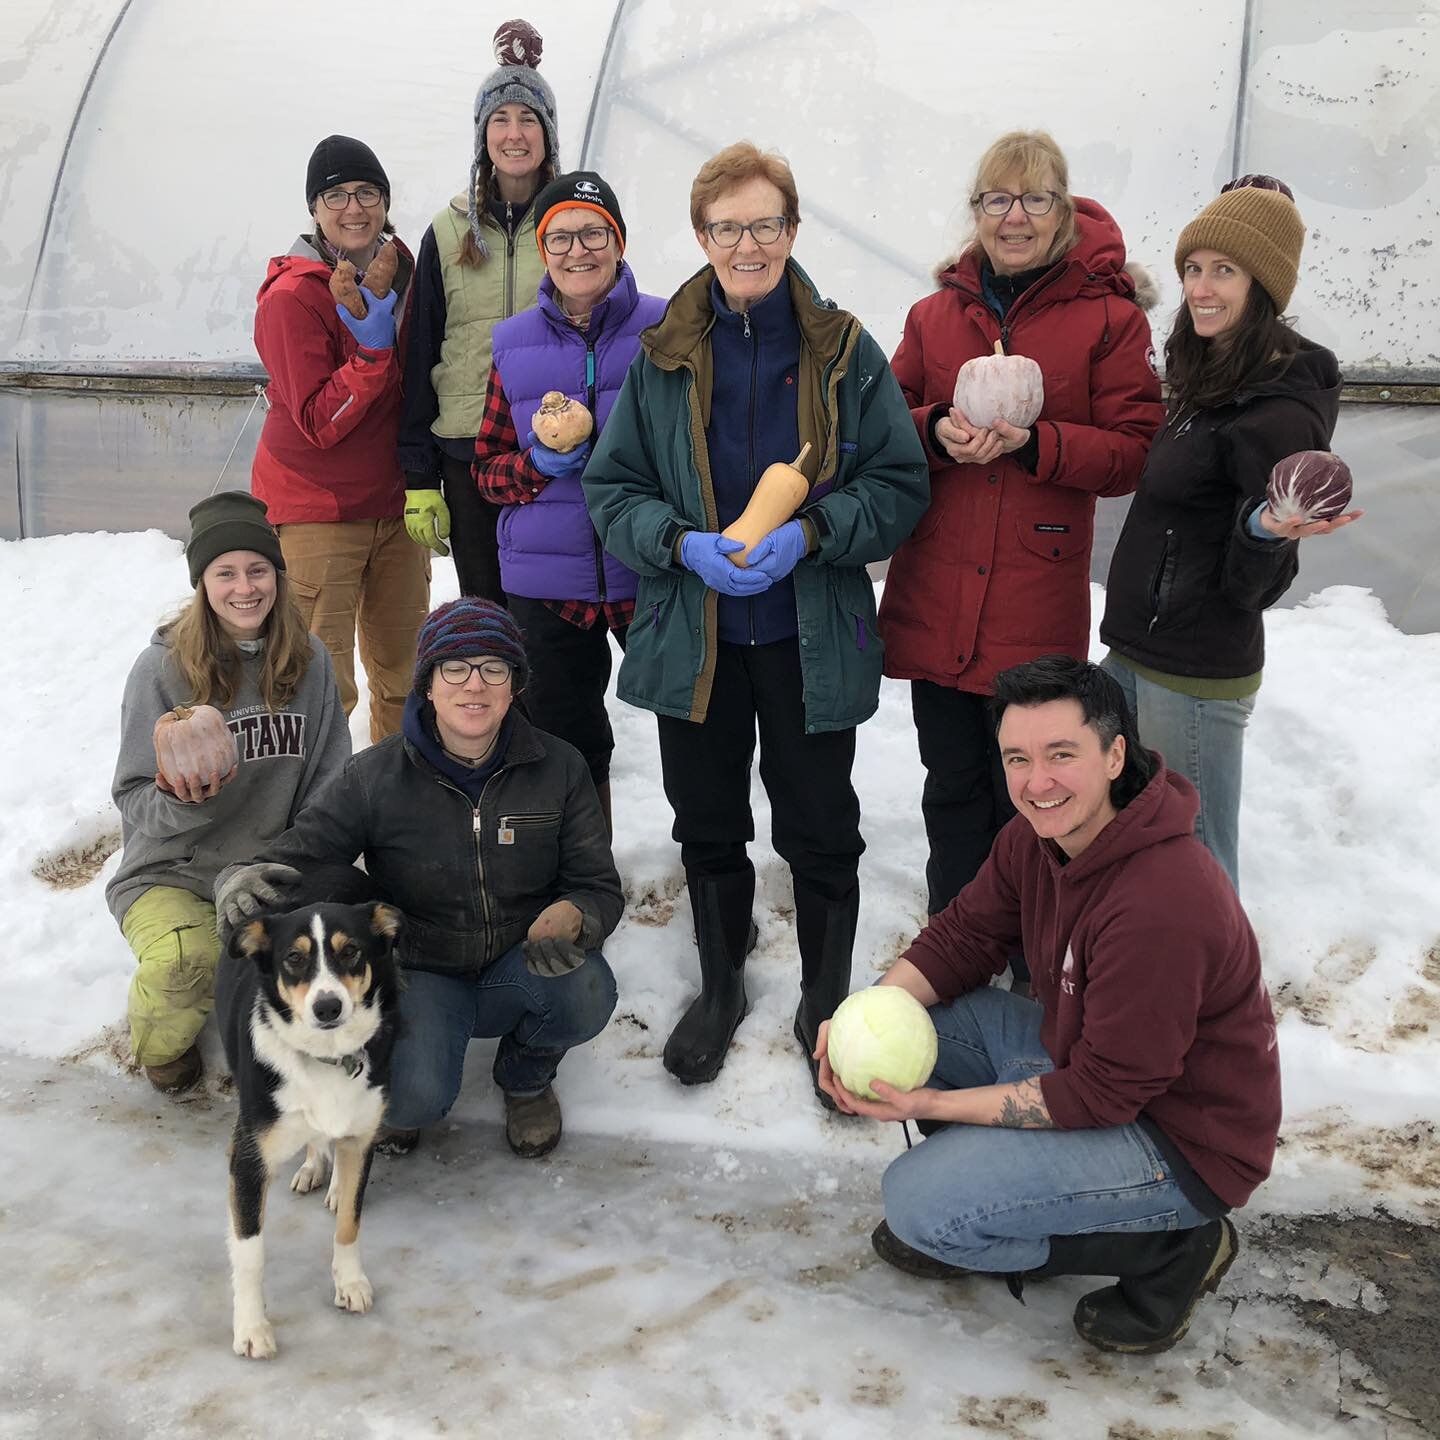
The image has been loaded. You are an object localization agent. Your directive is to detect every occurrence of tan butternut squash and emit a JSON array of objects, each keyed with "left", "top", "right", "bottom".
[
  {"left": 723, "top": 443, "right": 812, "bottom": 566},
  {"left": 953, "top": 340, "right": 1044, "bottom": 428},
  {"left": 532, "top": 391, "right": 595, "bottom": 453}
]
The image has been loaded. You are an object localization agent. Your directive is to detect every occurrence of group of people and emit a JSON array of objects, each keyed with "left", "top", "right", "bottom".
[{"left": 103, "top": 20, "right": 1363, "bottom": 1356}]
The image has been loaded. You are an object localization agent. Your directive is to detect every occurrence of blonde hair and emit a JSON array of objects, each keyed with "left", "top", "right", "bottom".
[
  {"left": 690, "top": 141, "right": 801, "bottom": 232},
  {"left": 937, "top": 129, "right": 1078, "bottom": 276},
  {"left": 161, "top": 571, "right": 313, "bottom": 712}
]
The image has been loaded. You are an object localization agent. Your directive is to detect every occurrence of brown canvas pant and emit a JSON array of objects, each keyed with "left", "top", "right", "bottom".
[{"left": 279, "top": 517, "right": 430, "bottom": 743}]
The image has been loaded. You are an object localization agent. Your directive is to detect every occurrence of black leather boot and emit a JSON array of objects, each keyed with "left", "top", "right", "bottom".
[
  {"left": 1034, "top": 1220, "right": 1239, "bottom": 1353},
  {"left": 792, "top": 881, "right": 860, "bottom": 1111},
  {"left": 663, "top": 867, "right": 755, "bottom": 1085}
]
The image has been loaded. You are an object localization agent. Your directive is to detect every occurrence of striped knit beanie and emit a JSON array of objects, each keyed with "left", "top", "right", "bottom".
[
  {"left": 413, "top": 598, "right": 529, "bottom": 695},
  {"left": 1175, "top": 181, "right": 1305, "bottom": 312}
]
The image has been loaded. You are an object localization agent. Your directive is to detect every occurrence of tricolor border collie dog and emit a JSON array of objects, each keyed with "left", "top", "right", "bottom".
[{"left": 214, "top": 865, "right": 402, "bottom": 1360}]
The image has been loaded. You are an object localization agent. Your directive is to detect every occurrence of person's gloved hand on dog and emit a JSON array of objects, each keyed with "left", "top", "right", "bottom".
[
  {"left": 153, "top": 704, "right": 239, "bottom": 803},
  {"left": 216, "top": 862, "right": 303, "bottom": 935},
  {"left": 523, "top": 899, "right": 602, "bottom": 977}
]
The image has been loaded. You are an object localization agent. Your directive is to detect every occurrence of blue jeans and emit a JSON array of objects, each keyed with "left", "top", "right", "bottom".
[
  {"left": 882, "top": 988, "right": 1210, "bottom": 1273},
  {"left": 1101, "top": 655, "right": 1255, "bottom": 891},
  {"left": 385, "top": 943, "right": 617, "bottom": 1129}
]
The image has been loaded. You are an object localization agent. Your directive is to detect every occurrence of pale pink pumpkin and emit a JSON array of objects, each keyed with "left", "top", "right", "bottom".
[{"left": 953, "top": 341, "right": 1045, "bottom": 429}]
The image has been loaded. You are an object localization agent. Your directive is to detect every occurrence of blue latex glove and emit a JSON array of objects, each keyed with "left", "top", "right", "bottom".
[
  {"left": 335, "top": 287, "right": 398, "bottom": 351},
  {"left": 679, "top": 532, "right": 774, "bottom": 597},
  {"left": 526, "top": 430, "right": 592, "bottom": 480},
  {"left": 744, "top": 519, "right": 809, "bottom": 581}
]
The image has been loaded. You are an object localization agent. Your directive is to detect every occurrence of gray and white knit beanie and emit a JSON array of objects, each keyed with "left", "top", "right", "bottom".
[{"left": 467, "top": 19, "right": 559, "bottom": 256}]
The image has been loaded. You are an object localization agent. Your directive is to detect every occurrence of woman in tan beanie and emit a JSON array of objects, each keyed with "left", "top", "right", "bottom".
[{"left": 1100, "top": 176, "right": 1362, "bottom": 891}]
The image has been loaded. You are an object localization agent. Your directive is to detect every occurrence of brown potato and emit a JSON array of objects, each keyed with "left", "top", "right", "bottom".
[
  {"left": 330, "top": 260, "right": 367, "bottom": 319},
  {"left": 364, "top": 239, "right": 398, "bottom": 299},
  {"left": 533, "top": 391, "right": 594, "bottom": 453}
]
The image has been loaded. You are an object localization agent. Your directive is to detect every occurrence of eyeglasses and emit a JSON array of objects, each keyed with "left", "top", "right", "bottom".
[
  {"left": 973, "top": 190, "right": 1059, "bottom": 217},
  {"left": 437, "top": 659, "right": 513, "bottom": 686},
  {"left": 702, "top": 216, "right": 789, "bottom": 249},
  {"left": 542, "top": 226, "right": 614, "bottom": 256},
  {"left": 319, "top": 185, "right": 385, "bottom": 212}
]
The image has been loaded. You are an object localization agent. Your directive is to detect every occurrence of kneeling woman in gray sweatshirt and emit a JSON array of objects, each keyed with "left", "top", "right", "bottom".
[{"left": 106, "top": 491, "right": 350, "bottom": 1095}]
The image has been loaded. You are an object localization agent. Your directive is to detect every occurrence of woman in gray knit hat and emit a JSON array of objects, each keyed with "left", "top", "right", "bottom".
[
  {"left": 398, "top": 18, "right": 560, "bottom": 603},
  {"left": 106, "top": 492, "right": 351, "bottom": 1096}
]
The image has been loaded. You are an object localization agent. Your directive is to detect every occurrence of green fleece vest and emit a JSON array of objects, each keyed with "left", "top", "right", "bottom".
[{"left": 430, "top": 196, "right": 545, "bottom": 440}]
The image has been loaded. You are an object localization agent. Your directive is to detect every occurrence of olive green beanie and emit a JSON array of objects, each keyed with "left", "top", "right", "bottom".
[{"left": 185, "top": 491, "right": 285, "bottom": 586}]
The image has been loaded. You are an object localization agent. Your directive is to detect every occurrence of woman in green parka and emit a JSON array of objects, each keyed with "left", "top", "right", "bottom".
[{"left": 583, "top": 142, "right": 929, "bottom": 1106}]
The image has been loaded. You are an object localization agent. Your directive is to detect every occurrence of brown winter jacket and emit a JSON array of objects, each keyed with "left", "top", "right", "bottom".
[{"left": 879, "top": 199, "right": 1163, "bottom": 694}]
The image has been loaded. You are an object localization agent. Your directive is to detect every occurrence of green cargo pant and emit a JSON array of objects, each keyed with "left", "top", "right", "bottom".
[{"left": 121, "top": 886, "right": 221, "bottom": 1067}]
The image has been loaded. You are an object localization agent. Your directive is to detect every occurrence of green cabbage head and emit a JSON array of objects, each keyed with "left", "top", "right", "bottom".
[{"left": 827, "top": 986, "right": 938, "bottom": 1101}]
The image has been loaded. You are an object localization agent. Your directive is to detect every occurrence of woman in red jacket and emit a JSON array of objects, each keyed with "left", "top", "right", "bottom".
[
  {"left": 879, "top": 130, "right": 1163, "bottom": 933},
  {"left": 251, "top": 134, "right": 430, "bottom": 743}
]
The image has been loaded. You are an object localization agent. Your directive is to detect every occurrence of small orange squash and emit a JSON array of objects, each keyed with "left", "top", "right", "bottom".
[
  {"left": 532, "top": 391, "right": 595, "bottom": 453},
  {"left": 952, "top": 340, "right": 1044, "bottom": 428},
  {"left": 723, "top": 443, "right": 812, "bottom": 566}
]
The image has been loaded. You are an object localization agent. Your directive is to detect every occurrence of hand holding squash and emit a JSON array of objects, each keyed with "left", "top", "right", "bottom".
[{"left": 722, "top": 443, "right": 812, "bottom": 566}]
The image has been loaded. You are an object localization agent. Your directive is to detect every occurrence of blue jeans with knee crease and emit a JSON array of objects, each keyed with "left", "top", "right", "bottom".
[
  {"left": 882, "top": 988, "right": 1211, "bottom": 1274},
  {"left": 385, "top": 942, "right": 617, "bottom": 1129},
  {"left": 1101, "top": 654, "right": 1255, "bottom": 892}
]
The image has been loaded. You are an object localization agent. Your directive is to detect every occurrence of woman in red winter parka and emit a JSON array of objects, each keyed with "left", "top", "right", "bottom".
[
  {"left": 879, "top": 130, "right": 1163, "bottom": 931},
  {"left": 251, "top": 135, "right": 430, "bottom": 744}
]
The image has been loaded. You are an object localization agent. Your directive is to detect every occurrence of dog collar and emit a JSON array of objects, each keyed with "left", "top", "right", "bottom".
[{"left": 315, "top": 1051, "right": 367, "bottom": 1080}]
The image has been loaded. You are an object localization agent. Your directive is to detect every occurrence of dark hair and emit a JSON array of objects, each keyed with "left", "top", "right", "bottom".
[
  {"left": 990, "top": 655, "right": 1154, "bottom": 809},
  {"left": 1164, "top": 268, "right": 1301, "bottom": 410}
]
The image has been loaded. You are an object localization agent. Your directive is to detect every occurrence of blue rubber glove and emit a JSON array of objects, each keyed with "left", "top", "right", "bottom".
[
  {"left": 526, "top": 431, "right": 592, "bottom": 481},
  {"left": 679, "top": 532, "right": 774, "bottom": 597},
  {"left": 744, "top": 519, "right": 809, "bottom": 581},
  {"left": 335, "top": 287, "right": 398, "bottom": 351}
]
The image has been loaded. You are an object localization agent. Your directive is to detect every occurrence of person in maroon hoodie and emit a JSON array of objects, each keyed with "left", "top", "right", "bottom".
[
  {"left": 815, "top": 655, "right": 1281, "bottom": 1355},
  {"left": 251, "top": 135, "right": 430, "bottom": 743}
]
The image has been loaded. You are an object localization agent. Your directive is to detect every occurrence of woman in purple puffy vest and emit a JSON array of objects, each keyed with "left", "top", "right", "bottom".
[{"left": 473, "top": 171, "right": 664, "bottom": 835}]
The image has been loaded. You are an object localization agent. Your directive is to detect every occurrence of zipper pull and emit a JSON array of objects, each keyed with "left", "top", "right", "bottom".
[
  {"left": 743, "top": 310, "right": 751, "bottom": 339},
  {"left": 473, "top": 810, "right": 484, "bottom": 836},
  {"left": 506, "top": 200, "right": 513, "bottom": 229}
]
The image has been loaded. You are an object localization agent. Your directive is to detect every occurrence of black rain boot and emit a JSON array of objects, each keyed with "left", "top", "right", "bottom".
[
  {"left": 663, "top": 867, "right": 755, "bottom": 1085},
  {"left": 1031, "top": 1220, "right": 1239, "bottom": 1354},
  {"left": 792, "top": 880, "right": 860, "bottom": 1112}
]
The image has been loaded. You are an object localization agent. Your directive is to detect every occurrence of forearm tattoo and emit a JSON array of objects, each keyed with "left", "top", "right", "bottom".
[{"left": 991, "top": 1075, "right": 1055, "bottom": 1129}]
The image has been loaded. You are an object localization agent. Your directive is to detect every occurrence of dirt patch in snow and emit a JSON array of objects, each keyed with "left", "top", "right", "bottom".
[{"left": 1254, "top": 1211, "right": 1440, "bottom": 1436}]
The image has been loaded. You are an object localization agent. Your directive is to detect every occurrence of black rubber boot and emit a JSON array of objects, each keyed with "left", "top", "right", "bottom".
[
  {"left": 663, "top": 867, "right": 755, "bottom": 1085},
  {"left": 871, "top": 1220, "right": 976, "bottom": 1280},
  {"left": 792, "top": 881, "right": 860, "bottom": 1111},
  {"left": 1035, "top": 1219, "right": 1239, "bottom": 1354}
]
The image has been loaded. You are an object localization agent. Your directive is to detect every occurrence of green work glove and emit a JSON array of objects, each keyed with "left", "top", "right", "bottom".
[{"left": 404, "top": 488, "right": 451, "bottom": 556}]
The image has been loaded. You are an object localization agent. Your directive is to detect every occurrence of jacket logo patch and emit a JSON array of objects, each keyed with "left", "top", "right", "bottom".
[
  {"left": 839, "top": 441, "right": 857, "bottom": 453},
  {"left": 1146, "top": 345, "right": 1158, "bottom": 377},
  {"left": 1034, "top": 523, "right": 1071, "bottom": 534},
  {"left": 575, "top": 180, "right": 601, "bottom": 195},
  {"left": 1061, "top": 943, "right": 1076, "bottom": 996}
]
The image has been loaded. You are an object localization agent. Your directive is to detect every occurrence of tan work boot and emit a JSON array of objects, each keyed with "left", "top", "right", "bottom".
[
  {"left": 143, "top": 1044, "right": 202, "bottom": 1095},
  {"left": 504, "top": 1086, "right": 562, "bottom": 1158}
]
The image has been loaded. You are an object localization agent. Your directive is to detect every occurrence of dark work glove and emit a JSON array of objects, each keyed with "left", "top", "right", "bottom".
[
  {"left": 335, "top": 287, "right": 398, "bottom": 350},
  {"left": 215, "top": 862, "right": 302, "bottom": 935},
  {"left": 527, "top": 431, "right": 592, "bottom": 480},
  {"left": 523, "top": 909, "right": 602, "bottom": 978}
]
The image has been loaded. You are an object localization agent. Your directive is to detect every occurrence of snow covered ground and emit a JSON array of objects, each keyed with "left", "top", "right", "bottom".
[{"left": 1, "top": 529, "right": 1437, "bottom": 1436}]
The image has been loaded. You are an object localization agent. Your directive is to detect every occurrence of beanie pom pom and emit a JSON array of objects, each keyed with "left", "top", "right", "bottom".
[{"left": 494, "top": 18, "right": 544, "bottom": 69}]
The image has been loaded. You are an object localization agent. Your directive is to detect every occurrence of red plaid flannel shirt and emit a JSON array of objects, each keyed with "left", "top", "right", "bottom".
[{"left": 472, "top": 367, "right": 634, "bottom": 632}]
